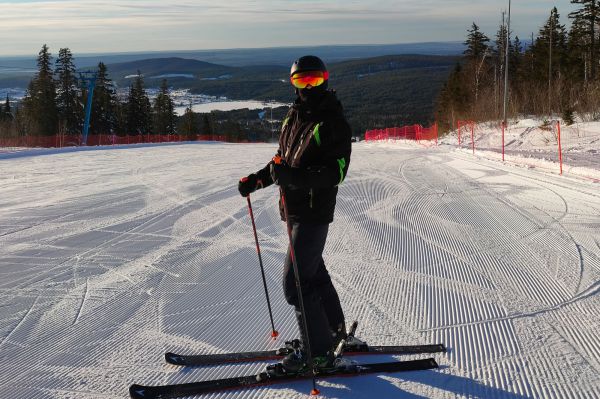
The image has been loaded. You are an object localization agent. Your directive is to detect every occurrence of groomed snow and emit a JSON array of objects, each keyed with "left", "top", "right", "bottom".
[{"left": 1, "top": 141, "right": 599, "bottom": 398}]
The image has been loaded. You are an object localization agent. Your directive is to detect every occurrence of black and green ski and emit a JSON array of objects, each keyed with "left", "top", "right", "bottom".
[
  {"left": 130, "top": 357, "right": 439, "bottom": 399},
  {"left": 165, "top": 343, "right": 446, "bottom": 366}
]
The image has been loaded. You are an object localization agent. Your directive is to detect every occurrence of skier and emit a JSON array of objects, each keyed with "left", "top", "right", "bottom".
[{"left": 238, "top": 55, "right": 352, "bottom": 373}]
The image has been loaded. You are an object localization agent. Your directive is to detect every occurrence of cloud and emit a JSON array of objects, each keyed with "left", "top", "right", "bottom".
[{"left": 0, "top": 0, "right": 579, "bottom": 55}]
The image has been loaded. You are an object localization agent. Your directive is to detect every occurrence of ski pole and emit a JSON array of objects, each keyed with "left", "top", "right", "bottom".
[
  {"left": 274, "top": 156, "right": 320, "bottom": 396},
  {"left": 246, "top": 194, "right": 279, "bottom": 339}
]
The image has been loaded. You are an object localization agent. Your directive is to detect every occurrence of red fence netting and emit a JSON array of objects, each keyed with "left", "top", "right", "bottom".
[
  {"left": 448, "top": 120, "right": 598, "bottom": 182},
  {"left": 0, "top": 133, "right": 256, "bottom": 149},
  {"left": 365, "top": 123, "right": 438, "bottom": 144}
]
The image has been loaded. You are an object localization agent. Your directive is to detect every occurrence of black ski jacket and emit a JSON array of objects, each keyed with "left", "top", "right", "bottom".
[{"left": 255, "top": 90, "right": 352, "bottom": 224}]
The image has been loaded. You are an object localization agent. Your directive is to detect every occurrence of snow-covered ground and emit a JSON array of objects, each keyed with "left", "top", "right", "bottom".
[
  {"left": 439, "top": 119, "right": 600, "bottom": 181},
  {"left": 1, "top": 141, "right": 599, "bottom": 398}
]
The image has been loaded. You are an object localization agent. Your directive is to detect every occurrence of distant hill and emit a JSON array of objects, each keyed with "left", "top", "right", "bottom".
[
  {"left": 103, "top": 57, "right": 288, "bottom": 93},
  {"left": 91, "top": 42, "right": 465, "bottom": 67},
  {"left": 106, "top": 57, "right": 237, "bottom": 87},
  {"left": 107, "top": 57, "right": 234, "bottom": 79},
  {"left": 0, "top": 41, "right": 465, "bottom": 72},
  {"left": 329, "top": 55, "right": 459, "bottom": 132},
  {"left": 0, "top": 74, "right": 33, "bottom": 88},
  {"left": 0, "top": 50, "right": 459, "bottom": 133},
  {"left": 103, "top": 53, "right": 458, "bottom": 132}
]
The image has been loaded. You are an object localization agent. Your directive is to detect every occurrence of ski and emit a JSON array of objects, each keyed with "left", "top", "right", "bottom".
[
  {"left": 130, "top": 357, "right": 438, "bottom": 399},
  {"left": 165, "top": 343, "right": 446, "bottom": 366}
]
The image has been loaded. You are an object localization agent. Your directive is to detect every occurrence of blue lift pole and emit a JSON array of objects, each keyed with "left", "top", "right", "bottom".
[{"left": 79, "top": 72, "right": 97, "bottom": 146}]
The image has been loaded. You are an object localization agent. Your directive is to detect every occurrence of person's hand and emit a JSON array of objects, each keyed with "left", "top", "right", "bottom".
[
  {"left": 238, "top": 174, "right": 259, "bottom": 197},
  {"left": 270, "top": 162, "right": 294, "bottom": 186}
]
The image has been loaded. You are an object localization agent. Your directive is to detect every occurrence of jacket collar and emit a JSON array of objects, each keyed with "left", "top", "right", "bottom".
[{"left": 292, "top": 90, "right": 343, "bottom": 118}]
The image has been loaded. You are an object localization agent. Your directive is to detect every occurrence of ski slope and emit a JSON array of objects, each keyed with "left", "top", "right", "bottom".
[{"left": 0, "top": 142, "right": 599, "bottom": 398}]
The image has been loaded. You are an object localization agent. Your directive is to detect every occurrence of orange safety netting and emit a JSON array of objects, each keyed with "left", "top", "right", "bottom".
[
  {"left": 0, "top": 134, "right": 257, "bottom": 148},
  {"left": 365, "top": 123, "right": 438, "bottom": 144}
]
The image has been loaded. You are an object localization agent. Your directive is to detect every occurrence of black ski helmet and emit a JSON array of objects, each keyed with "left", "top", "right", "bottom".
[{"left": 290, "top": 55, "right": 329, "bottom": 89}]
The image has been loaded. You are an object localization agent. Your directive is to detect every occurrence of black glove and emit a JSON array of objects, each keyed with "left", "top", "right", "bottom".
[
  {"left": 270, "top": 162, "right": 296, "bottom": 187},
  {"left": 238, "top": 174, "right": 262, "bottom": 197}
]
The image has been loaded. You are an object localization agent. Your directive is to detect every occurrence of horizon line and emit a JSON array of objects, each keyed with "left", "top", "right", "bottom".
[{"left": 1, "top": 40, "right": 466, "bottom": 59}]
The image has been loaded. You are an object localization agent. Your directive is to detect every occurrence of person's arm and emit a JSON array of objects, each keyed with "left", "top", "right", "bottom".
[
  {"left": 238, "top": 149, "right": 281, "bottom": 196},
  {"left": 255, "top": 158, "right": 276, "bottom": 189}
]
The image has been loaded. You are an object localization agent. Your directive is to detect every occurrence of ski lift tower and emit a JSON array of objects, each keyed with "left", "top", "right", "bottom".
[{"left": 79, "top": 71, "right": 98, "bottom": 146}]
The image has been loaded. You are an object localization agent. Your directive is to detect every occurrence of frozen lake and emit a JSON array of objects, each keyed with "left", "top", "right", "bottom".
[{"left": 174, "top": 100, "right": 289, "bottom": 115}]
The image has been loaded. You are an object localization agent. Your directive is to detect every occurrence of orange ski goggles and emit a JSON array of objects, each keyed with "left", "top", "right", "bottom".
[{"left": 290, "top": 71, "right": 329, "bottom": 89}]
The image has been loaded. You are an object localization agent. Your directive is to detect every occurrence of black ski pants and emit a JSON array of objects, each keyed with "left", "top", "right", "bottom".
[{"left": 283, "top": 222, "right": 345, "bottom": 356}]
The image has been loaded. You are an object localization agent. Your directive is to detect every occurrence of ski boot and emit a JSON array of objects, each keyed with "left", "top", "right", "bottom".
[
  {"left": 281, "top": 350, "right": 342, "bottom": 373},
  {"left": 275, "top": 338, "right": 301, "bottom": 356},
  {"left": 256, "top": 349, "right": 311, "bottom": 382},
  {"left": 343, "top": 335, "right": 368, "bottom": 351},
  {"left": 256, "top": 351, "right": 353, "bottom": 382},
  {"left": 332, "top": 328, "right": 368, "bottom": 352}
]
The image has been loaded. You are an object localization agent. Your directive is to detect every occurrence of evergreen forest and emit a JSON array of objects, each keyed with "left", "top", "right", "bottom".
[{"left": 436, "top": 1, "right": 600, "bottom": 131}]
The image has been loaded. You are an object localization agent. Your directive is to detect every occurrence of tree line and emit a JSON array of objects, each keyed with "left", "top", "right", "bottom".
[
  {"left": 0, "top": 44, "right": 216, "bottom": 140},
  {"left": 436, "top": 1, "right": 600, "bottom": 131}
]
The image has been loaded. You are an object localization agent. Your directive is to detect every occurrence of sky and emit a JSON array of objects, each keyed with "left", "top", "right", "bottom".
[{"left": 0, "top": 1, "right": 578, "bottom": 56}]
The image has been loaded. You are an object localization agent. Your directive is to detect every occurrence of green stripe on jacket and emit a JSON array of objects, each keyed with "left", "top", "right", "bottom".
[{"left": 337, "top": 158, "right": 347, "bottom": 185}]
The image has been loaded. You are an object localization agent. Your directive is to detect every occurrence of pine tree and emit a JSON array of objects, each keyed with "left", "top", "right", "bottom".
[
  {"left": 493, "top": 23, "right": 521, "bottom": 84},
  {"left": 90, "top": 62, "right": 118, "bottom": 135},
  {"left": 152, "top": 79, "right": 176, "bottom": 135},
  {"left": 14, "top": 106, "right": 27, "bottom": 137},
  {"left": 114, "top": 101, "right": 128, "bottom": 137},
  {"left": 1, "top": 95, "right": 10, "bottom": 121},
  {"left": 126, "top": 71, "right": 152, "bottom": 135},
  {"left": 501, "top": 36, "right": 524, "bottom": 117},
  {"left": 22, "top": 44, "right": 58, "bottom": 136},
  {"left": 568, "top": 11, "right": 592, "bottom": 82},
  {"left": 464, "top": 23, "right": 491, "bottom": 61},
  {"left": 180, "top": 103, "right": 197, "bottom": 140},
  {"left": 167, "top": 95, "right": 176, "bottom": 135},
  {"left": 492, "top": 23, "right": 511, "bottom": 115},
  {"left": 494, "top": 23, "right": 510, "bottom": 67},
  {"left": 55, "top": 47, "right": 82, "bottom": 136},
  {"left": 530, "top": 8, "right": 568, "bottom": 83},
  {"left": 202, "top": 114, "right": 213, "bottom": 138},
  {"left": 509, "top": 36, "right": 523, "bottom": 83},
  {"left": 463, "top": 23, "right": 492, "bottom": 103},
  {"left": 0, "top": 94, "right": 11, "bottom": 137},
  {"left": 570, "top": 0, "right": 599, "bottom": 79}
]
